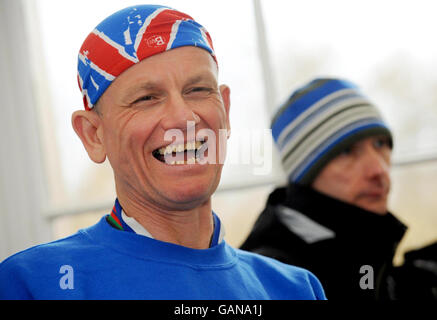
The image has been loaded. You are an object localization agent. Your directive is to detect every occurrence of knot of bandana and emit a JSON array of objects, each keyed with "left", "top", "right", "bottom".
[{"left": 77, "top": 5, "right": 216, "bottom": 110}]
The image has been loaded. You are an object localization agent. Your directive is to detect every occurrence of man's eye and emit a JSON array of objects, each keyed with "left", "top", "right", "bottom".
[
  {"left": 186, "top": 87, "right": 212, "bottom": 95},
  {"left": 340, "top": 146, "right": 353, "bottom": 155},
  {"left": 373, "top": 137, "right": 390, "bottom": 149},
  {"left": 134, "top": 95, "right": 155, "bottom": 103}
]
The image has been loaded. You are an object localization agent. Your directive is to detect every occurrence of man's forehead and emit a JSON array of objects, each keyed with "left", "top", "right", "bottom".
[
  {"left": 118, "top": 45, "right": 217, "bottom": 77},
  {"left": 107, "top": 48, "right": 218, "bottom": 97},
  {"left": 120, "top": 72, "right": 218, "bottom": 99}
]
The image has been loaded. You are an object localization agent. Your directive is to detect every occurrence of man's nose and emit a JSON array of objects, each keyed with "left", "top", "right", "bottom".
[
  {"left": 160, "top": 94, "right": 200, "bottom": 131},
  {"left": 361, "top": 147, "right": 390, "bottom": 179}
]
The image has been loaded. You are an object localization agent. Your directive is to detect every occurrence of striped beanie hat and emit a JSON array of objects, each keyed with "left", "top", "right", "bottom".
[
  {"left": 77, "top": 5, "right": 216, "bottom": 110},
  {"left": 271, "top": 78, "right": 393, "bottom": 185}
]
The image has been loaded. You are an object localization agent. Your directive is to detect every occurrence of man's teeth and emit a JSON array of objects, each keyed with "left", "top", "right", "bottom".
[
  {"left": 158, "top": 141, "right": 203, "bottom": 155},
  {"left": 168, "top": 157, "right": 196, "bottom": 165},
  {"left": 154, "top": 141, "right": 206, "bottom": 165}
]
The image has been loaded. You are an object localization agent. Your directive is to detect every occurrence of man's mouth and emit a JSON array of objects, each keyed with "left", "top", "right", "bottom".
[
  {"left": 359, "top": 188, "right": 388, "bottom": 200},
  {"left": 152, "top": 140, "right": 208, "bottom": 165}
]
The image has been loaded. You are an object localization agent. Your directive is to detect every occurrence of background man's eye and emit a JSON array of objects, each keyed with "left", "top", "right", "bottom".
[
  {"left": 374, "top": 138, "right": 389, "bottom": 148},
  {"left": 340, "top": 146, "right": 352, "bottom": 155}
]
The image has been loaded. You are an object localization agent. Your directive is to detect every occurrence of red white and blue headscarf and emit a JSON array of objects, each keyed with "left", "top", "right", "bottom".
[{"left": 77, "top": 4, "right": 216, "bottom": 110}]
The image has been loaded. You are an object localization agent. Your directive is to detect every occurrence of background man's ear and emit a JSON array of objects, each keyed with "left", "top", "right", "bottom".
[
  {"left": 71, "top": 110, "right": 106, "bottom": 163},
  {"left": 219, "top": 84, "right": 231, "bottom": 132}
]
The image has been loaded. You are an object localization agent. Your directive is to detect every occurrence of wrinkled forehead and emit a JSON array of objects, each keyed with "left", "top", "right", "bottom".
[
  {"left": 98, "top": 46, "right": 219, "bottom": 107},
  {"left": 77, "top": 5, "right": 216, "bottom": 110}
]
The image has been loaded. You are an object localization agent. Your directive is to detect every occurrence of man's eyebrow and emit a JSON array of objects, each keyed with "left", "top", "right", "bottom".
[
  {"left": 184, "top": 73, "right": 217, "bottom": 87},
  {"left": 123, "top": 83, "right": 160, "bottom": 101}
]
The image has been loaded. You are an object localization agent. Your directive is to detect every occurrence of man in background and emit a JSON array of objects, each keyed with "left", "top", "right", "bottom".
[{"left": 241, "top": 78, "right": 407, "bottom": 300}]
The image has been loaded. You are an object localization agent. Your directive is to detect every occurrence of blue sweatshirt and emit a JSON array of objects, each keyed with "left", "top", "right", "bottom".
[{"left": 0, "top": 216, "right": 326, "bottom": 300}]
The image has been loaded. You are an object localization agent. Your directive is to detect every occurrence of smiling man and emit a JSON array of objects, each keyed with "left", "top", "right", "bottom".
[
  {"left": 241, "top": 78, "right": 407, "bottom": 300},
  {"left": 0, "top": 5, "right": 325, "bottom": 300},
  {"left": 74, "top": 45, "right": 229, "bottom": 249}
]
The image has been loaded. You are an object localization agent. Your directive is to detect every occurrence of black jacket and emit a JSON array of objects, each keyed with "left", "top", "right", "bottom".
[
  {"left": 240, "top": 184, "right": 407, "bottom": 300},
  {"left": 387, "top": 242, "right": 437, "bottom": 300}
]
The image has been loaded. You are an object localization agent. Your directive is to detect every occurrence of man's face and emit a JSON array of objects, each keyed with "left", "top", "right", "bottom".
[
  {"left": 311, "top": 136, "right": 392, "bottom": 214},
  {"left": 96, "top": 46, "right": 230, "bottom": 211}
]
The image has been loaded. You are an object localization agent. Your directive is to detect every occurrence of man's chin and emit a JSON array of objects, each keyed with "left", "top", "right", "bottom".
[
  {"left": 159, "top": 184, "right": 216, "bottom": 210},
  {"left": 358, "top": 202, "right": 388, "bottom": 215}
]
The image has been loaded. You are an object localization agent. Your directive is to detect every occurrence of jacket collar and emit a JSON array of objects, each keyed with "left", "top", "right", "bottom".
[{"left": 268, "top": 184, "right": 407, "bottom": 243}]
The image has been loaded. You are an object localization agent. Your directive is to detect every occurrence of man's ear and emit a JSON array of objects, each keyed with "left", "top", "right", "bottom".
[
  {"left": 219, "top": 84, "right": 231, "bottom": 136},
  {"left": 71, "top": 110, "right": 106, "bottom": 163}
]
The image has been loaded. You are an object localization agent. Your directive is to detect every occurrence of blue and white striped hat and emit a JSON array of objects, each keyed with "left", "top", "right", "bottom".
[{"left": 271, "top": 78, "right": 393, "bottom": 185}]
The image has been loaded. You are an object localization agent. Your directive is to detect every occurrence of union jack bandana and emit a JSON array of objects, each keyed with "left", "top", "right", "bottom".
[{"left": 77, "top": 4, "right": 216, "bottom": 110}]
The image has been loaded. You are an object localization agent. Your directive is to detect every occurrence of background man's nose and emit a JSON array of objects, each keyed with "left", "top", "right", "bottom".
[{"left": 362, "top": 146, "right": 390, "bottom": 179}]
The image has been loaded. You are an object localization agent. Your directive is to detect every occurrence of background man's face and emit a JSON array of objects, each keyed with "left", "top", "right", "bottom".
[
  {"left": 97, "top": 46, "right": 230, "bottom": 211},
  {"left": 311, "top": 136, "right": 392, "bottom": 214}
]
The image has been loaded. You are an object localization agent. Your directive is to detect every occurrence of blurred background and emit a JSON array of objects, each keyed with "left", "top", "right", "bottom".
[{"left": 1, "top": 0, "right": 437, "bottom": 265}]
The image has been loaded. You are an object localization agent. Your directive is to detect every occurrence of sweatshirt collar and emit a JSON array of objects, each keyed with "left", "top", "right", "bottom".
[
  {"left": 82, "top": 215, "right": 236, "bottom": 268},
  {"left": 106, "top": 198, "right": 225, "bottom": 247}
]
